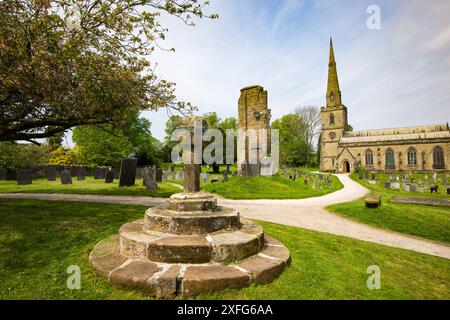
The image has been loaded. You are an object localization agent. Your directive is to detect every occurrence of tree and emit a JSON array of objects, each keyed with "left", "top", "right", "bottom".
[
  {"left": 0, "top": 0, "right": 217, "bottom": 143},
  {"left": 0, "top": 141, "right": 51, "bottom": 170},
  {"left": 294, "top": 106, "right": 321, "bottom": 168},
  {"left": 271, "top": 114, "right": 308, "bottom": 166},
  {"left": 49, "top": 146, "right": 83, "bottom": 165},
  {"left": 72, "top": 115, "right": 161, "bottom": 167}
]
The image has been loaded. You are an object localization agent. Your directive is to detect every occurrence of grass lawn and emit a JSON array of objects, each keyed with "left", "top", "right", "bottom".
[
  {"left": 328, "top": 173, "right": 450, "bottom": 244},
  {"left": 0, "top": 199, "right": 448, "bottom": 300},
  {"left": 202, "top": 175, "right": 343, "bottom": 200},
  {"left": 0, "top": 177, "right": 181, "bottom": 198}
]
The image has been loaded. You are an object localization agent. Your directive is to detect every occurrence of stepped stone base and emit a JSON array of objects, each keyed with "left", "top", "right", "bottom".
[
  {"left": 89, "top": 192, "right": 290, "bottom": 297},
  {"left": 90, "top": 234, "right": 290, "bottom": 297}
]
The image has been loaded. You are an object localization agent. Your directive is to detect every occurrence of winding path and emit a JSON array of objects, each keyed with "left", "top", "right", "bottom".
[{"left": 1, "top": 174, "right": 449, "bottom": 259}]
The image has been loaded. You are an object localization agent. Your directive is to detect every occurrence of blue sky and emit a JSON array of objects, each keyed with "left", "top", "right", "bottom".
[{"left": 65, "top": 0, "right": 450, "bottom": 143}]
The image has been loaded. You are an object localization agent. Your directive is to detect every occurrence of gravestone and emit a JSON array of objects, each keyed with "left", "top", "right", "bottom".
[
  {"left": 371, "top": 173, "right": 376, "bottom": 181},
  {"left": 364, "top": 171, "right": 369, "bottom": 180},
  {"left": 304, "top": 178, "right": 308, "bottom": 186},
  {"left": 432, "top": 173, "right": 437, "bottom": 182},
  {"left": 105, "top": 170, "right": 115, "bottom": 184},
  {"left": 447, "top": 188, "right": 450, "bottom": 195},
  {"left": 430, "top": 185, "right": 438, "bottom": 194},
  {"left": 410, "top": 185, "right": 417, "bottom": 193},
  {"left": 142, "top": 167, "right": 158, "bottom": 191},
  {"left": 405, "top": 184, "right": 410, "bottom": 192},
  {"left": 384, "top": 182, "right": 391, "bottom": 189},
  {"left": 162, "top": 173, "right": 169, "bottom": 181},
  {"left": 0, "top": 167, "right": 7, "bottom": 180},
  {"left": 94, "top": 168, "right": 106, "bottom": 180},
  {"left": 155, "top": 168, "right": 163, "bottom": 183},
  {"left": 222, "top": 171, "right": 229, "bottom": 182},
  {"left": 136, "top": 168, "right": 143, "bottom": 180},
  {"left": 232, "top": 171, "right": 237, "bottom": 177},
  {"left": 119, "top": 159, "right": 138, "bottom": 187},
  {"left": 46, "top": 167, "right": 57, "bottom": 181},
  {"left": 211, "top": 178, "right": 220, "bottom": 184},
  {"left": 241, "top": 162, "right": 260, "bottom": 178},
  {"left": 17, "top": 169, "right": 32, "bottom": 185},
  {"left": 60, "top": 169, "right": 73, "bottom": 185},
  {"left": 260, "top": 157, "right": 274, "bottom": 176},
  {"left": 77, "top": 167, "right": 87, "bottom": 181},
  {"left": 201, "top": 173, "right": 209, "bottom": 184},
  {"left": 392, "top": 182, "right": 400, "bottom": 190}
]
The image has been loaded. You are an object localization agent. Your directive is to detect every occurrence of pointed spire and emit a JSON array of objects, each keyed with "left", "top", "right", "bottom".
[{"left": 326, "top": 37, "right": 342, "bottom": 108}]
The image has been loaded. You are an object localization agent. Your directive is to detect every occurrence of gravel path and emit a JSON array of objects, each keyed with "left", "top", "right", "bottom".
[{"left": 1, "top": 174, "right": 449, "bottom": 259}]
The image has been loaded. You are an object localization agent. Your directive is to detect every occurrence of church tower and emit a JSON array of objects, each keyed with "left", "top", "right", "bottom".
[{"left": 320, "top": 38, "right": 348, "bottom": 172}]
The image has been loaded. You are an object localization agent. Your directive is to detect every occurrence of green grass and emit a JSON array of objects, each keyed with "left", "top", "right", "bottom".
[
  {"left": 0, "top": 199, "right": 448, "bottom": 300},
  {"left": 328, "top": 173, "right": 450, "bottom": 244},
  {"left": 0, "top": 177, "right": 181, "bottom": 198},
  {"left": 202, "top": 175, "right": 342, "bottom": 200}
]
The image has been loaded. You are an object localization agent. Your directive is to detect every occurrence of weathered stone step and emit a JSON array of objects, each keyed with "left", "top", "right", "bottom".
[
  {"left": 89, "top": 233, "right": 290, "bottom": 298},
  {"left": 144, "top": 206, "right": 240, "bottom": 235},
  {"left": 118, "top": 219, "right": 264, "bottom": 263}
]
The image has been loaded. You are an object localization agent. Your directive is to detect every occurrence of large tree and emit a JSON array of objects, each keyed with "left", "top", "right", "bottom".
[
  {"left": 294, "top": 106, "right": 321, "bottom": 167},
  {"left": 272, "top": 114, "right": 308, "bottom": 167},
  {"left": 0, "top": 0, "right": 217, "bottom": 143}
]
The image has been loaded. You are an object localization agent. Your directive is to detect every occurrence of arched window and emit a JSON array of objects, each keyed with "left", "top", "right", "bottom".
[
  {"left": 407, "top": 147, "right": 417, "bottom": 166},
  {"left": 385, "top": 148, "right": 395, "bottom": 169},
  {"left": 329, "top": 113, "right": 335, "bottom": 125},
  {"left": 365, "top": 149, "right": 374, "bottom": 166},
  {"left": 433, "top": 146, "right": 445, "bottom": 169}
]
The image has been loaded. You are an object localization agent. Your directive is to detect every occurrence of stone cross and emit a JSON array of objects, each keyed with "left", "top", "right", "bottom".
[{"left": 176, "top": 116, "right": 208, "bottom": 193}]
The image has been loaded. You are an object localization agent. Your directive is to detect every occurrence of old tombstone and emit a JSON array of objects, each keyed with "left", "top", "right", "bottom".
[
  {"left": 17, "top": 169, "right": 32, "bottom": 185},
  {"left": 119, "top": 159, "right": 138, "bottom": 187},
  {"left": 304, "top": 178, "right": 308, "bottom": 186},
  {"left": 155, "top": 168, "right": 163, "bottom": 183},
  {"left": 46, "top": 167, "right": 57, "bottom": 181},
  {"left": 94, "top": 168, "right": 106, "bottom": 180},
  {"left": 432, "top": 172, "right": 437, "bottom": 182},
  {"left": 447, "top": 188, "right": 450, "bottom": 195},
  {"left": 371, "top": 173, "right": 376, "bottom": 181},
  {"left": 241, "top": 162, "right": 260, "bottom": 178},
  {"left": 365, "top": 194, "right": 381, "bottom": 208},
  {"left": 201, "top": 173, "right": 209, "bottom": 184},
  {"left": 364, "top": 171, "right": 369, "bottom": 180},
  {"left": 142, "top": 167, "right": 158, "bottom": 191},
  {"left": 410, "top": 185, "right": 417, "bottom": 193},
  {"left": 430, "top": 185, "right": 439, "bottom": 194},
  {"left": 105, "top": 170, "right": 115, "bottom": 184},
  {"left": 0, "top": 167, "right": 7, "bottom": 180},
  {"left": 211, "top": 178, "right": 220, "bottom": 183},
  {"left": 162, "top": 173, "right": 169, "bottom": 182},
  {"left": 222, "top": 170, "right": 229, "bottom": 182},
  {"left": 136, "top": 168, "right": 143, "bottom": 180},
  {"left": 392, "top": 182, "right": 400, "bottom": 190},
  {"left": 404, "top": 184, "right": 410, "bottom": 192},
  {"left": 260, "top": 157, "right": 274, "bottom": 176},
  {"left": 60, "top": 169, "right": 73, "bottom": 185},
  {"left": 384, "top": 182, "right": 391, "bottom": 189},
  {"left": 77, "top": 167, "right": 87, "bottom": 181}
]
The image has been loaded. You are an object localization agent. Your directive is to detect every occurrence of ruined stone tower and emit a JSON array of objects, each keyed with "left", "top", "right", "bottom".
[{"left": 237, "top": 85, "right": 271, "bottom": 175}]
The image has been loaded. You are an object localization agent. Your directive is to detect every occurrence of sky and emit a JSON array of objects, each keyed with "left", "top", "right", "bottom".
[{"left": 64, "top": 0, "right": 450, "bottom": 144}]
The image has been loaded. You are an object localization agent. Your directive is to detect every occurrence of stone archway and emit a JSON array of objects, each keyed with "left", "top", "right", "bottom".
[{"left": 342, "top": 160, "right": 351, "bottom": 173}]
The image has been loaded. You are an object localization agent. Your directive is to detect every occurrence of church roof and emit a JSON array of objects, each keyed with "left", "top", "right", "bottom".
[{"left": 340, "top": 124, "right": 450, "bottom": 145}]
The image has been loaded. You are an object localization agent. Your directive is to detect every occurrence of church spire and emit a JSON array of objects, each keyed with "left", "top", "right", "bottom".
[{"left": 326, "top": 37, "right": 342, "bottom": 107}]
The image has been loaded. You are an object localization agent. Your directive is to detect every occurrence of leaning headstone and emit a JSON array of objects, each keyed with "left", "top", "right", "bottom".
[
  {"left": 46, "top": 167, "right": 57, "bottom": 181},
  {"left": 0, "top": 167, "right": 7, "bottom": 180},
  {"left": 105, "top": 170, "right": 115, "bottom": 184},
  {"left": 17, "top": 169, "right": 32, "bottom": 185},
  {"left": 60, "top": 169, "right": 73, "bottom": 185},
  {"left": 119, "top": 159, "right": 138, "bottom": 187},
  {"left": 142, "top": 167, "right": 158, "bottom": 191}
]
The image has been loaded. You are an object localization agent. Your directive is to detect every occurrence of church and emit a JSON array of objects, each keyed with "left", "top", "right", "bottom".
[{"left": 320, "top": 39, "right": 449, "bottom": 173}]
